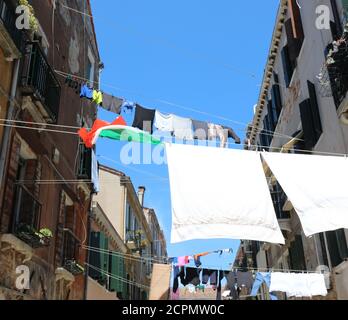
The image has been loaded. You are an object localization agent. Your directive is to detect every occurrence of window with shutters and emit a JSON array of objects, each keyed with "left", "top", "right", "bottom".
[
  {"left": 109, "top": 253, "right": 127, "bottom": 298},
  {"left": 326, "top": 229, "right": 348, "bottom": 268},
  {"left": 299, "top": 81, "right": 323, "bottom": 150}
]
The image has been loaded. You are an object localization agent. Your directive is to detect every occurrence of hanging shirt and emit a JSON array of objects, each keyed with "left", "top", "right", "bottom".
[
  {"left": 132, "top": 104, "right": 156, "bottom": 134},
  {"left": 222, "top": 126, "right": 241, "bottom": 144},
  {"left": 208, "top": 124, "right": 228, "bottom": 148},
  {"left": 262, "top": 152, "right": 348, "bottom": 236},
  {"left": 202, "top": 269, "right": 218, "bottom": 286},
  {"left": 80, "top": 84, "right": 93, "bottom": 99},
  {"left": 192, "top": 119, "right": 209, "bottom": 140},
  {"left": 172, "top": 115, "right": 194, "bottom": 140},
  {"left": 185, "top": 267, "right": 201, "bottom": 286},
  {"left": 165, "top": 143, "right": 285, "bottom": 244},
  {"left": 92, "top": 90, "right": 103, "bottom": 105},
  {"left": 236, "top": 271, "right": 254, "bottom": 294},
  {"left": 154, "top": 111, "right": 174, "bottom": 132},
  {"left": 121, "top": 100, "right": 136, "bottom": 112},
  {"left": 101, "top": 94, "right": 124, "bottom": 114},
  {"left": 177, "top": 256, "right": 190, "bottom": 267}
]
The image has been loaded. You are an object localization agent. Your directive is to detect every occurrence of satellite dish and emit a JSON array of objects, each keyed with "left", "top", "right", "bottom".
[{"left": 316, "top": 265, "right": 331, "bottom": 289}]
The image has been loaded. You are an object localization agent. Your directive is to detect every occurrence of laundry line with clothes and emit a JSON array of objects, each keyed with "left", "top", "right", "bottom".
[{"left": 171, "top": 265, "right": 328, "bottom": 301}]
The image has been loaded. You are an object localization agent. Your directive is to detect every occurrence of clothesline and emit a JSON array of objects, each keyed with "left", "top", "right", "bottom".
[
  {"left": 0, "top": 120, "right": 345, "bottom": 157},
  {"left": 54, "top": 69, "right": 300, "bottom": 142}
]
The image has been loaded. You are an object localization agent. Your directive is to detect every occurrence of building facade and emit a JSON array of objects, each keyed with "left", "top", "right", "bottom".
[
  {"left": 245, "top": 0, "right": 348, "bottom": 300},
  {"left": 0, "top": 0, "right": 100, "bottom": 300},
  {"left": 89, "top": 165, "right": 161, "bottom": 300}
]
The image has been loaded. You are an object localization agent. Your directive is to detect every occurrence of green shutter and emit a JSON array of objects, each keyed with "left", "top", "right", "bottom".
[
  {"left": 99, "top": 232, "right": 109, "bottom": 282},
  {"left": 109, "top": 253, "right": 127, "bottom": 298}
]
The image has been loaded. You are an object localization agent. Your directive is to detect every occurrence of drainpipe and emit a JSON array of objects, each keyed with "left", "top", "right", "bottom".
[{"left": 0, "top": 58, "right": 20, "bottom": 206}]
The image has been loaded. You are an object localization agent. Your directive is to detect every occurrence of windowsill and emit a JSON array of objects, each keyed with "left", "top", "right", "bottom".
[{"left": 0, "top": 234, "right": 33, "bottom": 263}]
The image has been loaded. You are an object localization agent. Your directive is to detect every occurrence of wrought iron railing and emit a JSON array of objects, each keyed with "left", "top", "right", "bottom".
[
  {"left": 0, "top": 0, "right": 25, "bottom": 52},
  {"left": 21, "top": 41, "right": 61, "bottom": 122}
]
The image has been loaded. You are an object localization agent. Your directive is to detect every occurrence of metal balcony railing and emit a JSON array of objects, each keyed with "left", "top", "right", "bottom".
[
  {"left": 62, "top": 229, "right": 84, "bottom": 275},
  {"left": 12, "top": 184, "right": 46, "bottom": 248},
  {"left": 21, "top": 41, "right": 61, "bottom": 123},
  {"left": 0, "top": 0, "right": 25, "bottom": 52}
]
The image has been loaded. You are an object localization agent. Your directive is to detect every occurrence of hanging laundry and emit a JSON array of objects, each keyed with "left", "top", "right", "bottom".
[
  {"left": 184, "top": 267, "right": 201, "bottom": 286},
  {"left": 92, "top": 90, "right": 103, "bottom": 105},
  {"left": 251, "top": 272, "right": 278, "bottom": 300},
  {"left": 269, "top": 272, "right": 327, "bottom": 297},
  {"left": 171, "top": 289, "right": 180, "bottom": 300},
  {"left": 121, "top": 100, "right": 136, "bottom": 112},
  {"left": 179, "top": 267, "right": 188, "bottom": 286},
  {"left": 91, "top": 149, "right": 99, "bottom": 193},
  {"left": 172, "top": 266, "right": 180, "bottom": 294},
  {"left": 78, "top": 116, "right": 162, "bottom": 148},
  {"left": 132, "top": 104, "right": 156, "bottom": 134},
  {"left": 216, "top": 271, "right": 224, "bottom": 300},
  {"left": 149, "top": 263, "right": 172, "bottom": 300},
  {"left": 193, "top": 252, "right": 210, "bottom": 267},
  {"left": 208, "top": 124, "right": 228, "bottom": 148},
  {"left": 165, "top": 143, "right": 285, "bottom": 244},
  {"left": 202, "top": 269, "right": 218, "bottom": 286},
  {"left": 196, "top": 284, "right": 205, "bottom": 292},
  {"left": 80, "top": 83, "right": 94, "bottom": 99},
  {"left": 262, "top": 152, "right": 348, "bottom": 236},
  {"left": 177, "top": 256, "right": 190, "bottom": 267},
  {"left": 222, "top": 126, "right": 241, "bottom": 144},
  {"left": 101, "top": 93, "right": 124, "bottom": 114},
  {"left": 192, "top": 119, "right": 209, "bottom": 141},
  {"left": 224, "top": 271, "right": 239, "bottom": 300},
  {"left": 172, "top": 115, "right": 194, "bottom": 140},
  {"left": 154, "top": 111, "right": 174, "bottom": 132}
]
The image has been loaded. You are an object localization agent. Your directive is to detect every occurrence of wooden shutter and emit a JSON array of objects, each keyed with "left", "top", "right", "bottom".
[
  {"left": 99, "top": 232, "right": 109, "bottom": 283},
  {"left": 288, "top": 0, "right": 304, "bottom": 41},
  {"left": 272, "top": 84, "right": 283, "bottom": 119},
  {"left": 88, "top": 231, "right": 102, "bottom": 279},
  {"left": 307, "top": 81, "right": 323, "bottom": 142},
  {"left": 267, "top": 100, "right": 276, "bottom": 132},
  {"left": 281, "top": 45, "right": 293, "bottom": 87},
  {"left": 285, "top": 19, "right": 301, "bottom": 67},
  {"left": 299, "top": 99, "right": 316, "bottom": 150}
]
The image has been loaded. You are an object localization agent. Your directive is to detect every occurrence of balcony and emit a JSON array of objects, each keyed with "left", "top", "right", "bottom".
[
  {"left": 62, "top": 228, "right": 84, "bottom": 276},
  {"left": 0, "top": 0, "right": 24, "bottom": 58},
  {"left": 11, "top": 184, "right": 52, "bottom": 249},
  {"left": 326, "top": 24, "right": 348, "bottom": 110},
  {"left": 21, "top": 41, "right": 61, "bottom": 123}
]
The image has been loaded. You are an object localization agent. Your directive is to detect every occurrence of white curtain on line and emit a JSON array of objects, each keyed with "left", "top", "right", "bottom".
[
  {"left": 165, "top": 143, "right": 285, "bottom": 244},
  {"left": 262, "top": 152, "right": 348, "bottom": 237}
]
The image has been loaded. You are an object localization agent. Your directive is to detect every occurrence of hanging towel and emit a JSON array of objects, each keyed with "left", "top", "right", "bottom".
[
  {"left": 192, "top": 119, "right": 209, "bottom": 140},
  {"left": 154, "top": 111, "right": 175, "bottom": 132},
  {"left": 101, "top": 94, "right": 124, "bottom": 114},
  {"left": 177, "top": 256, "right": 190, "bottom": 267},
  {"left": 132, "top": 104, "right": 156, "bottom": 134},
  {"left": 172, "top": 115, "right": 194, "bottom": 140},
  {"left": 269, "top": 272, "right": 327, "bottom": 297},
  {"left": 250, "top": 272, "right": 278, "bottom": 300},
  {"left": 80, "top": 84, "right": 93, "bottom": 99},
  {"left": 165, "top": 143, "right": 285, "bottom": 244},
  {"left": 92, "top": 90, "right": 103, "bottom": 105},
  {"left": 262, "top": 152, "right": 348, "bottom": 236}
]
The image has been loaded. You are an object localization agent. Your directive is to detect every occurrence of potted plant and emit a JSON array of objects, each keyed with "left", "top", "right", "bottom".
[{"left": 16, "top": 224, "right": 53, "bottom": 248}]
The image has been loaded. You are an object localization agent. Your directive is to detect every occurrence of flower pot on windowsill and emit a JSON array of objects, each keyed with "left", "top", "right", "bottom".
[{"left": 15, "top": 224, "right": 52, "bottom": 249}]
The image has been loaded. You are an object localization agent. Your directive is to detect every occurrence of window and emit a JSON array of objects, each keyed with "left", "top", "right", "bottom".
[
  {"left": 77, "top": 143, "right": 92, "bottom": 179},
  {"left": 289, "top": 235, "right": 306, "bottom": 271},
  {"left": 299, "top": 81, "right": 323, "bottom": 150},
  {"left": 281, "top": 45, "right": 294, "bottom": 87},
  {"left": 271, "top": 73, "right": 283, "bottom": 119},
  {"left": 326, "top": 230, "right": 348, "bottom": 268}
]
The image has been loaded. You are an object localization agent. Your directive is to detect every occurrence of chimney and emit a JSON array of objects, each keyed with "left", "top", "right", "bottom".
[{"left": 138, "top": 186, "right": 146, "bottom": 207}]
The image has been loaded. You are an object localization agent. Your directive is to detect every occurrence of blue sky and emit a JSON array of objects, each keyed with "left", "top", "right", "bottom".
[{"left": 90, "top": 0, "right": 279, "bottom": 270}]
